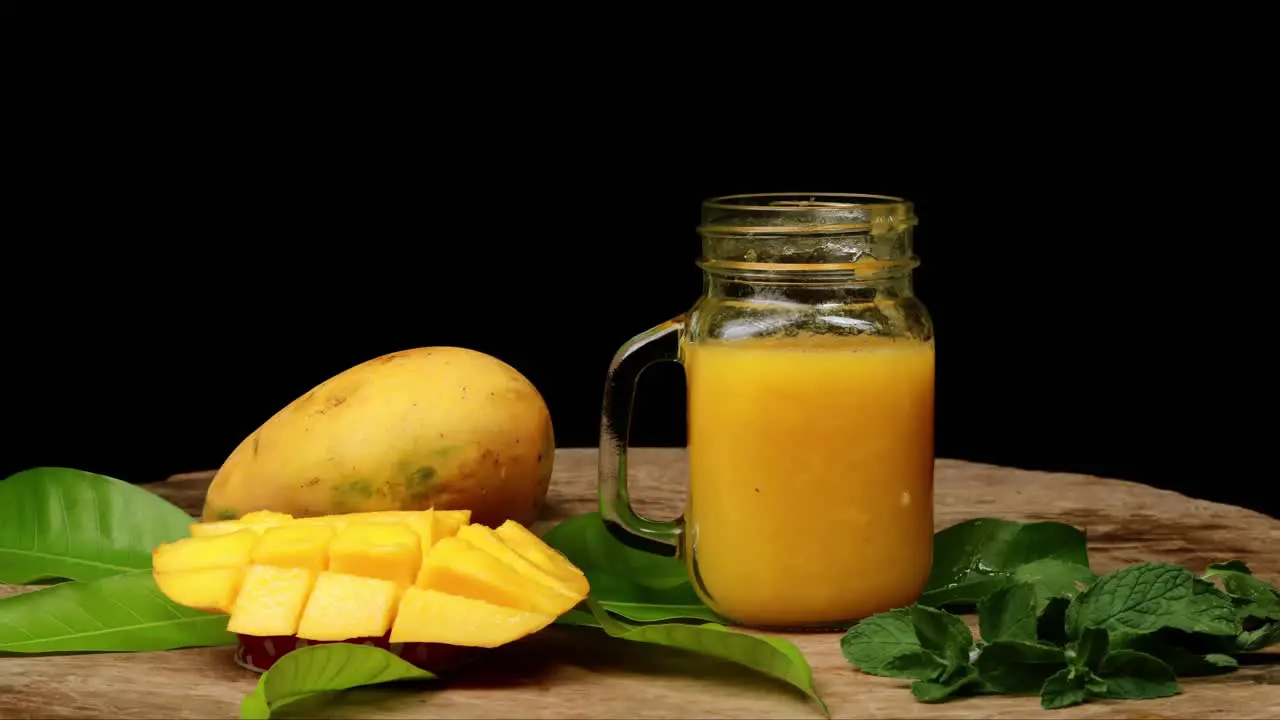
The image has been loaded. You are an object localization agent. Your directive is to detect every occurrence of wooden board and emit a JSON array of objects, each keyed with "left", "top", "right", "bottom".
[{"left": 2, "top": 449, "right": 1277, "bottom": 719}]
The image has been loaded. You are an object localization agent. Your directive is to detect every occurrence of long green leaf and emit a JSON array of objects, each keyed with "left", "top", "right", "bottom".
[
  {"left": 0, "top": 571, "right": 234, "bottom": 653},
  {"left": 0, "top": 467, "right": 195, "bottom": 583},
  {"left": 240, "top": 643, "right": 436, "bottom": 719},
  {"left": 542, "top": 512, "right": 694, "bottom": 591},
  {"left": 583, "top": 598, "right": 828, "bottom": 717},
  {"left": 599, "top": 600, "right": 724, "bottom": 623}
]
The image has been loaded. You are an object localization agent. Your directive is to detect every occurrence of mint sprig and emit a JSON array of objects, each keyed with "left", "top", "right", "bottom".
[{"left": 842, "top": 518, "right": 1280, "bottom": 710}]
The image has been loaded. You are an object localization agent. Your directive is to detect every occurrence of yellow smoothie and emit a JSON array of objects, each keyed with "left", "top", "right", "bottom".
[{"left": 683, "top": 333, "right": 935, "bottom": 628}]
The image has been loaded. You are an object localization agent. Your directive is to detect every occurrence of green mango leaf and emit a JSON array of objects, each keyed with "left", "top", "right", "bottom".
[
  {"left": 598, "top": 600, "right": 724, "bottom": 623},
  {"left": 0, "top": 467, "right": 195, "bottom": 583},
  {"left": 919, "top": 518, "right": 1091, "bottom": 609},
  {"left": 581, "top": 598, "right": 828, "bottom": 717},
  {"left": 240, "top": 643, "right": 436, "bottom": 719},
  {"left": 0, "top": 571, "right": 234, "bottom": 653},
  {"left": 542, "top": 513, "right": 694, "bottom": 592}
]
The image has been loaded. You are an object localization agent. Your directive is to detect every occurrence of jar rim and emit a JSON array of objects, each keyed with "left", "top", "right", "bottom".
[
  {"left": 699, "top": 192, "right": 916, "bottom": 236},
  {"left": 702, "top": 192, "right": 909, "bottom": 211}
]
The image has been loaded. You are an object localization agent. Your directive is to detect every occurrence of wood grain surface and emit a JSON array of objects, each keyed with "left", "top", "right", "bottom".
[{"left": 2, "top": 448, "right": 1277, "bottom": 719}]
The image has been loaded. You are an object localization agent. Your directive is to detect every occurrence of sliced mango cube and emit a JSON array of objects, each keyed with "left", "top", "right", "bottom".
[
  {"left": 329, "top": 523, "right": 421, "bottom": 586},
  {"left": 433, "top": 510, "right": 470, "bottom": 539},
  {"left": 391, "top": 587, "right": 555, "bottom": 647},
  {"left": 153, "top": 567, "right": 245, "bottom": 614},
  {"left": 416, "top": 537, "right": 578, "bottom": 617},
  {"left": 250, "top": 524, "right": 335, "bottom": 573},
  {"left": 296, "top": 572, "right": 402, "bottom": 641},
  {"left": 346, "top": 509, "right": 436, "bottom": 548},
  {"left": 456, "top": 523, "right": 581, "bottom": 601},
  {"left": 495, "top": 520, "right": 590, "bottom": 598},
  {"left": 189, "top": 510, "right": 294, "bottom": 538},
  {"left": 227, "top": 564, "right": 316, "bottom": 636},
  {"left": 152, "top": 529, "right": 259, "bottom": 573}
]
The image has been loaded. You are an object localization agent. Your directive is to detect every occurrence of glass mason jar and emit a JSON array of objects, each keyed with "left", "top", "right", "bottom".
[{"left": 599, "top": 192, "right": 935, "bottom": 630}]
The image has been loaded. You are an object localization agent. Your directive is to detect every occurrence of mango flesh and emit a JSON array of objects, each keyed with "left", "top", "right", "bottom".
[
  {"left": 296, "top": 572, "right": 402, "bottom": 641},
  {"left": 190, "top": 510, "right": 295, "bottom": 538},
  {"left": 152, "top": 529, "right": 258, "bottom": 573},
  {"left": 152, "top": 508, "right": 588, "bottom": 649},
  {"left": 328, "top": 523, "right": 421, "bottom": 587},
  {"left": 201, "top": 347, "right": 555, "bottom": 529},
  {"left": 228, "top": 565, "right": 316, "bottom": 636},
  {"left": 415, "top": 537, "right": 574, "bottom": 617},
  {"left": 495, "top": 519, "right": 590, "bottom": 598},
  {"left": 153, "top": 567, "right": 244, "bottom": 614},
  {"left": 250, "top": 525, "right": 335, "bottom": 573},
  {"left": 391, "top": 588, "right": 555, "bottom": 647},
  {"left": 455, "top": 523, "right": 581, "bottom": 600}
]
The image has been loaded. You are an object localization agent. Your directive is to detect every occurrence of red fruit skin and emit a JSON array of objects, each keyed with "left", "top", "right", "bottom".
[{"left": 234, "top": 633, "right": 480, "bottom": 673}]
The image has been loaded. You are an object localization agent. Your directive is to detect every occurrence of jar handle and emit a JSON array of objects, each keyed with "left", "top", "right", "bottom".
[{"left": 598, "top": 314, "right": 686, "bottom": 553}]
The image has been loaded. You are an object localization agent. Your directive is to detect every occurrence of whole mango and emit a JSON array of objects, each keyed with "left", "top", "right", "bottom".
[{"left": 202, "top": 347, "right": 555, "bottom": 529}]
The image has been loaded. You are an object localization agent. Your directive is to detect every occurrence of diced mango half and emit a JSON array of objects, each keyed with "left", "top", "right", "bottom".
[
  {"left": 152, "top": 529, "right": 259, "bottom": 573},
  {"left": 227, "top": 564, "right": 316, "bottom": 636},
  {"left": 495, "top": 520, "right": 590, "bottom": 598},
  {"left": 391, "top": 587, "right": 555, "bottom": 647},
  {"left": 416, "top": 536, "right": 579, "bottom": 617},
  {"left": 456, "top": 523, "right": 580, "bottom": 600},
  {"left": 153, "top": 508, "right": 588, "bottom": 651},
  {"left": 250, "top": 524, "right": 335, "bottom": 573},
  {"left": 153, "top": 566, "right": 245, "bottom": 614},
  {"left": 297, "top": 572, "right": 402, "bottom": 641},
  {"left": 329, "top": 523, "right": 421, "bottom": 587}
]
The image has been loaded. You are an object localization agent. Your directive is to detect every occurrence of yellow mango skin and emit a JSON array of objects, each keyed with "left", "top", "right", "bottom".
[
  {"left": 202, "top": 347, "right": 555, "bottom": 529},
  {"left": 391, "top": 587, "right": 555, "bottom": 647}
]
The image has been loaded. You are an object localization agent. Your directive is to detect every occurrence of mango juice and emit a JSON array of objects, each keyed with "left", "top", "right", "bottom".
[{"left": 683, "top": 334, "right": 935, "bottom": 628}]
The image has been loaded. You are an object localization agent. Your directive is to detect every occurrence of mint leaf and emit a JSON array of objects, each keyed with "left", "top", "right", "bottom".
[
  {"left": 1239, "top": 623, "right": 1280, "bottom": 651},
  {"left": 974, "top": 640, "right": 1066, "bottom": 694},
  {"left": 1205, "top": 559, "right": 1252, "bottom": 575},
  {"left": 879, "top": 651, "right": 950, "bottom": 681},
  {"left": 909, "top": 604, "right": 974, "bottom": 667},
  {"left": 1040, "top": 668, "right": 1086, "bottom": 709},
  {"left": 911, "top": 665, "right": 980, "bottom": 703},
  {"left": 1012, "top": 558, "right": 1096, "bottom": 606},
  {"left": 979, "top": 583, "right": 1040, "bottom": 643},
  {"left": 1204, "top": 560, "right": 1280, "bottom": 612},
  {"left": 1065, "top": 563, "right": 1240, "bottom": 641},
  {"left": 841, "top": 608, "right": 936, "bottom": 679},
  {"left": 920, "top": 518, "right": 1090, "bottom": 609},
  {"left": 1203, "top": 560, "right": 1280, "bottom": 650},
  {"left": 0, "top": 467, "right": 195, "bottom": 583},
  {"left": 1070, "top": 626, "right": 1109, "bottom": 672},
  {"left": 1109, "top": 629, "right": 1240, "bottom": 676},
  {"left": 239, "top": 643, "right": 434, "bottom": 719},
  {"left": 582, "top": 598, "right": 828, "bottom": 716},
  {"left": 1093, "top": 650, "right": 1180, "bottom": 700}
]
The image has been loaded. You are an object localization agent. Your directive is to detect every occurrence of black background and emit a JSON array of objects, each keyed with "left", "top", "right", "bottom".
[{"left": 4, "top": 45, "right": 1273, "bottom": 519}]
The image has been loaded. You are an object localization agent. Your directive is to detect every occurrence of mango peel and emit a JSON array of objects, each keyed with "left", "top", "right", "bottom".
[{"left": 152, "top": 508, "right": 588, "bottom": 652}]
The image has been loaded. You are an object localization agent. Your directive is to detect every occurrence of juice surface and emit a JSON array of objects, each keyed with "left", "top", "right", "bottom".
[{"left": 684, "top": 333, "right": 935, "bottom": 628}]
